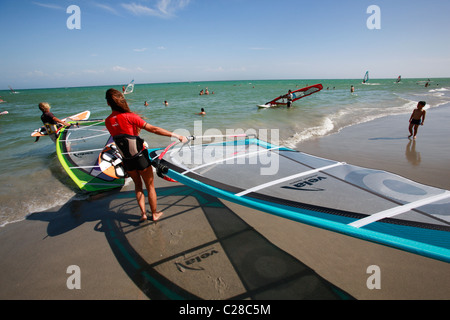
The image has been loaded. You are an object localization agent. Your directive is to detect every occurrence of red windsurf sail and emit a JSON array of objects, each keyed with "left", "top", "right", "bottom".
[{"left": 268, "top": 84, "right": 323, "bottom": 106}]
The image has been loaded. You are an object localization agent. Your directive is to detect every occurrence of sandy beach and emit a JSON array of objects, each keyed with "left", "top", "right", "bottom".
[{"left": 0, "top": 105, "right": 449, "bottom": 300}]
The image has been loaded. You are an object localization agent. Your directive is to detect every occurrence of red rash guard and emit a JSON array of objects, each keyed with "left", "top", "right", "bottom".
[{"left": 105, "top": 111, "right": 146, "bottom": 136}]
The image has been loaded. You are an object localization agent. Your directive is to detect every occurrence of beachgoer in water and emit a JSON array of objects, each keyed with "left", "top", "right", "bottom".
[
  {"left": 196, "top": 108, "right": 206, "bottom": 115},
  {"left": 286, "top": 90, "right": 293, "bottom": 108},
  {"left": 408, "top": 101, "right": 426, "bottom": 139},
  {"left": 105, "top": 88, "right": 187, "bottom": 222}
]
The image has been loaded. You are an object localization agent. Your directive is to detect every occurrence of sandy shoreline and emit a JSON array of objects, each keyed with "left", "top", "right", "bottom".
[
  {"left": 0, "top": 105, "right": 449, "bottom": 300},
  {"left": 297, "top": 104, "right": 450, "bottom": 190}
]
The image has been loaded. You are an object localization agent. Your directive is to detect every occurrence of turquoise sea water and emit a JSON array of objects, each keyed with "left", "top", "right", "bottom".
[{"left": 1, "top": 78, "right": 449, "bottom": 226}]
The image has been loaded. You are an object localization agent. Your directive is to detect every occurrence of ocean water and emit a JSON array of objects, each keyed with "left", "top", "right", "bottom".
[{"left": 1, "top": 78, "right": 449, "bottom": 226}]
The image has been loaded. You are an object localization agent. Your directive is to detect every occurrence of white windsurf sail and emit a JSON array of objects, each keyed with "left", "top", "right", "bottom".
[
  {"left": 149, "top": 135, "right": 450, "bottom": 263},
  {"left": 123, "top": 80, "right": 135, "bottom": 95},
  {"left": 363, "top": 71, "right": 369, "bottom": 83}
]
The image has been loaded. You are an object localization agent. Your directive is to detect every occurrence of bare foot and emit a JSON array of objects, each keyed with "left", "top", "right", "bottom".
[
  {"left": 139, "top": 214, "right": 147, "bottom": 222},
  {"left": 152, "top": 211, "right": 164, "bottom": 221}
]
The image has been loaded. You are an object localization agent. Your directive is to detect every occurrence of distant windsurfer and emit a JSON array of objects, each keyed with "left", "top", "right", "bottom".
[
  {"left": 38, "top": 102, "right": 71, "bottom": 142},
  {"left": 408, "top": 101, "right": 426, "bottom": 139},
  {"left": 105, "top": 88, "right": 187, "bottom": 222}
]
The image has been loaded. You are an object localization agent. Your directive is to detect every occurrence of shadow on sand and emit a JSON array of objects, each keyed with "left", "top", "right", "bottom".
[{"left": 28, "top": 185, "right": 352, "bottom": 300}]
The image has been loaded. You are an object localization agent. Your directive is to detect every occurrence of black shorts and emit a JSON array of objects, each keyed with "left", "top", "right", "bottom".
[
  {"left": 411, "top": 119, "right": 422, "bottom": 125},
  {"left": 122, "top": 150, "right": 152, "bottom": 171}
]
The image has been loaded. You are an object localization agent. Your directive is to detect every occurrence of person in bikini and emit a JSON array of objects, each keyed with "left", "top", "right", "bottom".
[
  {"left": 105, "top": 88, "right": 187, "bottom": 222},
  {"left": 408, "top": 101, "right": 426, "bottom": 139}
]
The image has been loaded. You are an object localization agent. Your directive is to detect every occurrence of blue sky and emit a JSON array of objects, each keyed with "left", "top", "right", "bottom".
[{"left": 1, "top": 0, "right": 450, "bottom": 89}]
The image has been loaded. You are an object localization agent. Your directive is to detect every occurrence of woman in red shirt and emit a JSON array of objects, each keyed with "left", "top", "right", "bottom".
[{"left": 105, "top": 88, "right": 187, "bottom": 222}]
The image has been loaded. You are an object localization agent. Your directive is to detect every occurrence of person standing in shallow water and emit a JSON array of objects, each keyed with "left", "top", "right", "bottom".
[
  {"left": 104, "top": 88, "right": 187, "bottom": 222},
  {"left": 408, "top": 101, "right": 426, "bottom": 139}
]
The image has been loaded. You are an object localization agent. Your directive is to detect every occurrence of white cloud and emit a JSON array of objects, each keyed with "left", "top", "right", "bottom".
[
  {"left": 112, "top": 66, "right": 147, "bottom": 73},
  {"left": 82, "top": 69, "right": 105, "bottom": 74},
  {"left": 27, "top": 70, "right": 49, "bottom": 77},
  {"left": 203, "top": 66, "right": 247, "bottom": 73},
  {"left": 121, "top": 0, "right": 191, "bottom": 18},
  {"left": 93, "top": 3, "right": 120, "bottom": 16},
  {"left": 112, "top": 66, "right": 130, "bottom": 72},
  {"left": 32, "top": 2, "right": 64, "bottom": 10},
  {"left": 205, "top": 66, "right": 225, "bottom": 73},
  {"left": 133, "top": 48, "right": 148, "bottom": 52},
  {"left": 122, "top": 3, "right": 161, "bottom": 17},
  {"left": 250, "top": 47, "right": 273, "bottom": 51}
]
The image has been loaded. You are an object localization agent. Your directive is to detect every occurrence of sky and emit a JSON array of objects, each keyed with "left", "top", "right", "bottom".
[{"left": 1, "top": 0, "right": 450, "bottom": 89}]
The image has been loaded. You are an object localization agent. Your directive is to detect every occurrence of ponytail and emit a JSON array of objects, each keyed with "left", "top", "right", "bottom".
[{"left": 106, "top": 88, "right": 131, "bottom": 113}]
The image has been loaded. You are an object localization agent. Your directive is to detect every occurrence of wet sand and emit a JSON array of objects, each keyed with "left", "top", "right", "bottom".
[
  {"left": 0, "top": 105, "right": 449, "bottom": 300},
  {"left": 297, "top": 104, "right": 450, "bottom": 191}
]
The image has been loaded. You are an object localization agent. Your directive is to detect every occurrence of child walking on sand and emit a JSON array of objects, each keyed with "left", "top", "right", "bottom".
[{"left": 408, "top": 101, "right": 426, "bottom": 139}]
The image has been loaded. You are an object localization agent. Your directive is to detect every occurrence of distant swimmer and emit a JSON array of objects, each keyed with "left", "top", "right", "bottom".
[
  {"left": 164, "top": 100, "right": 169, "bottom": 106},
  {"left": 196, "top": 108, "right": 206, "bottom": 115},
  {"left": 350, "top": 85, "right": 355, "bottom": 93},
  {"left": 408, "top": 101, "right": 426, "bottom": 139},
  {"left": 144, "top": 101, "right": 148, "bottom": 106}
]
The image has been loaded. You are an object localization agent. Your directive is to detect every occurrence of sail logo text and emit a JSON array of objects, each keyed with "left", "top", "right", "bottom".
[
  {"left": 282, "top": 176, "right": 327, "bottom": 191},
  {"left": 175, "top": 248, "right": 219, "bottom": 272}
]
